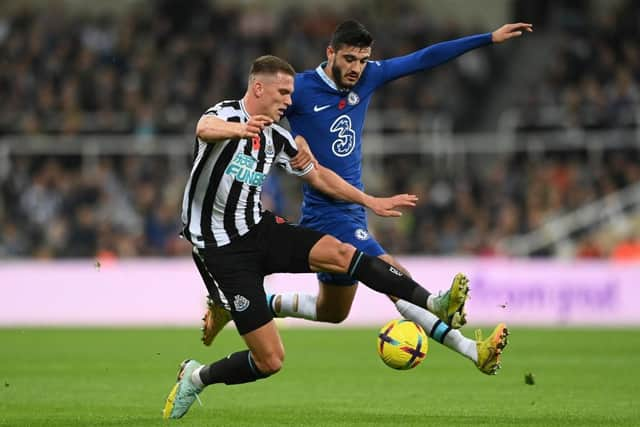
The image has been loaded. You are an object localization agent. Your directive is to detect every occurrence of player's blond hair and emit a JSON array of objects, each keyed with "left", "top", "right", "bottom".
[{"left": 249, "top": 55, "right": 295, "bottom": 80}]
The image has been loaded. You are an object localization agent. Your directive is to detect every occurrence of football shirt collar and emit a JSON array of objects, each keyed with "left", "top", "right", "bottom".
[
  {"left": 239, "top": 98, "right": 250, "bottom": 118},
  {"left": 315, "top": 62, "right": 349, "bottom": 93}
]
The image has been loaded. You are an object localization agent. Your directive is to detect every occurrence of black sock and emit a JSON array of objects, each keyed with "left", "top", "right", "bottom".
[
  {"left": 348, "top": 251, "right": 431, "bottom": 309},
  {"left": 199, "top": 350, "right": 270, "bottom": 386}
]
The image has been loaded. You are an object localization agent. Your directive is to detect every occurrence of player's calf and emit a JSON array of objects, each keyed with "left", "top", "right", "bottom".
[{"left": 345, "top": 250, "right": 432, "bottom": 313}]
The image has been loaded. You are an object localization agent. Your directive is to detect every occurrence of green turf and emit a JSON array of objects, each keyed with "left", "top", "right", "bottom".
[{"left": 0, "top": 327, "right": 638, "bottom": 426}]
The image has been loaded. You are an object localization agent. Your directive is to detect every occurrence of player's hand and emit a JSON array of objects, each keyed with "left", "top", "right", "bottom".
[
  {"left": 491, "top": 23, "right": 533, "bottom": 43},
  {"left": 239, "top": 115, "right": 273, "bottom": 139},
  {"left": 291, "top": 135, "right": 318, "bottom": 170},
  {"left": 367, "top": 194, "right": 418, "bottom": 217}
]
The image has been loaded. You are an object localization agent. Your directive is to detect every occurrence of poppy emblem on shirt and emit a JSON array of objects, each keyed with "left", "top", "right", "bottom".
[
  {"left": 338, "top": 99, "right": 347, "bottom": 110},
  {"left": 252, "top": 135, "right": 261, "bottom": 150}
]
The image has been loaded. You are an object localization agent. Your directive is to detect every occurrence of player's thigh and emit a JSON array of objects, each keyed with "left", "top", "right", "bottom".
[
  {"left": 315, "top": 217, "right": 386, "bottom": 286},
  {"left": 199, "top": 246, "right": 272, "bottom": 336},
  {"left": 262, "top": 213, "right": 325, "bottom": 274},
  {"left": 307, "top": 234, "right": 356, "bottom": 273}
]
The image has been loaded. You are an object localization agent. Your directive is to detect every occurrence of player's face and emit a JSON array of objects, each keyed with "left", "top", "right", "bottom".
[
  {"left": 328, "top": 45, "right": 371, "bottom": 89},
  {"left": 258, "top": 72, "right": 294, "bottom": 121}
]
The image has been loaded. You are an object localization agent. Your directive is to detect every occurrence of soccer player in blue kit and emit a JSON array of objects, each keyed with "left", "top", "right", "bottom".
[{"left": 202, "top": 20, "right": 531, "bottom": 375}]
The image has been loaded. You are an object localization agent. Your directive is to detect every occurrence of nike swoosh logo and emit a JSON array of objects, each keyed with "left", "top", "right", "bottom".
[{"left": 313, "top": 104, "right": 331, "bottom": 112}]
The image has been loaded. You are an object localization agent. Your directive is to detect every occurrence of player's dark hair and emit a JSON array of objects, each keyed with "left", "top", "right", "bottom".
[
  {"left": 330, "top": 20, "right": 373, "bottom": 51},
  {"left": 249, "top": 55, "right": 296, "bottom": 78}
]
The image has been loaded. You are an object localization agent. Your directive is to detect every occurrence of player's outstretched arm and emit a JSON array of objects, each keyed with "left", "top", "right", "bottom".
[
  {"left": 301, "top": 165, "right": 417, "bottom": 217},
  {"left": 196, "top": 114, "right": 273, "bottom": 143},
  {"left": 376, "top": 22, "right": 532, "bottom": 84},
  {"left": 491, "top": 23, "right": 533, "bottom": 43}
]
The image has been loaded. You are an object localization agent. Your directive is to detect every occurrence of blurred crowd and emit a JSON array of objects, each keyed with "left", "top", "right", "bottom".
[
  {"left": 3, "top": 147, "right": 639, "bottom": 259},
  {"left": 374, "top": 147, "right": 640, "bottom": 258},
  {"left": 2, "top": 1, "right": 640, "bottom": 260},
  {"left": 515, "top": 1, "right": 640, "bottom": 130},
  {"left": 0, "top": 155, "right": 188, "bottom": 258},
  {"left": 0, "top": 0, "right": 498, "bottom": 136}
]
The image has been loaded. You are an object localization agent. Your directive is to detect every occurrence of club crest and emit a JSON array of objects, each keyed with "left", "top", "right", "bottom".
[
  {"left": 355, "top": 228, "right": 369, "bottom": 240},
  {"left": 347, "top": 91, "right": 360, "bottom": 106},
  {"left": 233, "top": 294, "right": 250, "bottom": 312}
]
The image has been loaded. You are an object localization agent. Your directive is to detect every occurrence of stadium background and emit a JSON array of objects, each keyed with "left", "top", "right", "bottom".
[{"left": 1, "top": 1, "right": 639, "bottom": 426}]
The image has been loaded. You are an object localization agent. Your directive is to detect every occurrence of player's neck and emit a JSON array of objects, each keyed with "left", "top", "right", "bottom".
[
  {"left": 322, "top": 63, "right": 338, "bottom": 86},
  {"left": 241, "top": 95, "right": 259, "bottom": 117}
]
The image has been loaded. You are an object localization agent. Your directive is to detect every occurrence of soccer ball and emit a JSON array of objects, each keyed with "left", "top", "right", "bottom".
[{"left": 377, "top": 319, "right": 428, "bottom": 370}]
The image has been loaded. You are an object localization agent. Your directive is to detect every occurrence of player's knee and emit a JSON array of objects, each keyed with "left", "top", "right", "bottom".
[
  {"left": 322, "top": 308, "right": 350, "bottom": 324},
  {"left": 253, "top": 349, "right": 285, "bottom": 375},
  {"left": 335, "top": 242, "right": 356, "bottom": 272}
]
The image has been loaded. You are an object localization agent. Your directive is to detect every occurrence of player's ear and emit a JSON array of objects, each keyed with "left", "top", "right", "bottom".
[
  {"left": 326, "top": 45, "right": 335, "bottom": 62},
  {"left": 253, "top": 80, "right": 263, "bottom": 98}
]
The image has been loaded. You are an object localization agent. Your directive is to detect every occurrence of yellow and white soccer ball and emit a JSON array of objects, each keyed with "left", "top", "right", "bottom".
[{"left": 377, "top": 319, "right": 428, "bottom": 370}]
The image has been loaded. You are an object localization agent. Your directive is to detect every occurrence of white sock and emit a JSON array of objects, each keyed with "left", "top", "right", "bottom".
[
  {"left": 191, "top": 366, "right": 205, "bottom": 389},
  {"left": 395, "top": 299, "right": 478, "bottom": 362},
  {"left": 271, "top": 293, "right": 317, "bottom": 320}
]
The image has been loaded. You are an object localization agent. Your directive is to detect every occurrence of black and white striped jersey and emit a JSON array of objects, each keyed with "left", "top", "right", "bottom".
[{"left": 181, "top": 99, "right": 314, "bottom": 248}]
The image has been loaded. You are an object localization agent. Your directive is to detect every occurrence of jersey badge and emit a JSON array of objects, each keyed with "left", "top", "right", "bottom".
[
  {"left": 355, "top": 228, "right": 370, "bottom": 240},
  {"left": 233, "top": 294, "right": 250, "bottom": 312},
  {"left": 347, "top": 91, "right": 360, "bottom": 106}
]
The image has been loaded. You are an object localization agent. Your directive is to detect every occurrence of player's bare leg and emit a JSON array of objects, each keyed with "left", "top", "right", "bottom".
[
  {"left": 238, "top": 320, "right": 285, "bottom": 375},
  {"left": 313, "top": 282, "right": 358, "bottom": 323},
  {"left": 265, "top": 236, "right": 360, "bottom": 322}
]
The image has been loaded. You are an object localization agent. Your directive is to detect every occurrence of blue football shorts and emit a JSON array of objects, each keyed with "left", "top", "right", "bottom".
[{"left": 300, "top": 212, "right": 385, "bottom": 286}]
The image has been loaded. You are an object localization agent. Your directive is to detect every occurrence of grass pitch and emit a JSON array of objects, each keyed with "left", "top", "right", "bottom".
[{"left": 0, "top": 327, "right": 638, "bottom": 426}]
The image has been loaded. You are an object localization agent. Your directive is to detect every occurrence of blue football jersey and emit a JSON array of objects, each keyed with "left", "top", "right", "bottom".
[{"left": 285, "top": 33, "right": 492, "bottom": 221}]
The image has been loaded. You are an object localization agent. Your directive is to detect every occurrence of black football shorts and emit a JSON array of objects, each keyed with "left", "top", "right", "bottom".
[{"left": 192, "top": 211, "right": 324, "bottom": 335}]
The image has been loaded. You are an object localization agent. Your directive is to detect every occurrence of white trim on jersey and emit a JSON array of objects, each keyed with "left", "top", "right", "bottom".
[
  {"left": 315, "top": 63, "right": 339, "bottom": 91},
  {"left": 193, "top": 247, "right": 230, "bottom": 310}
]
